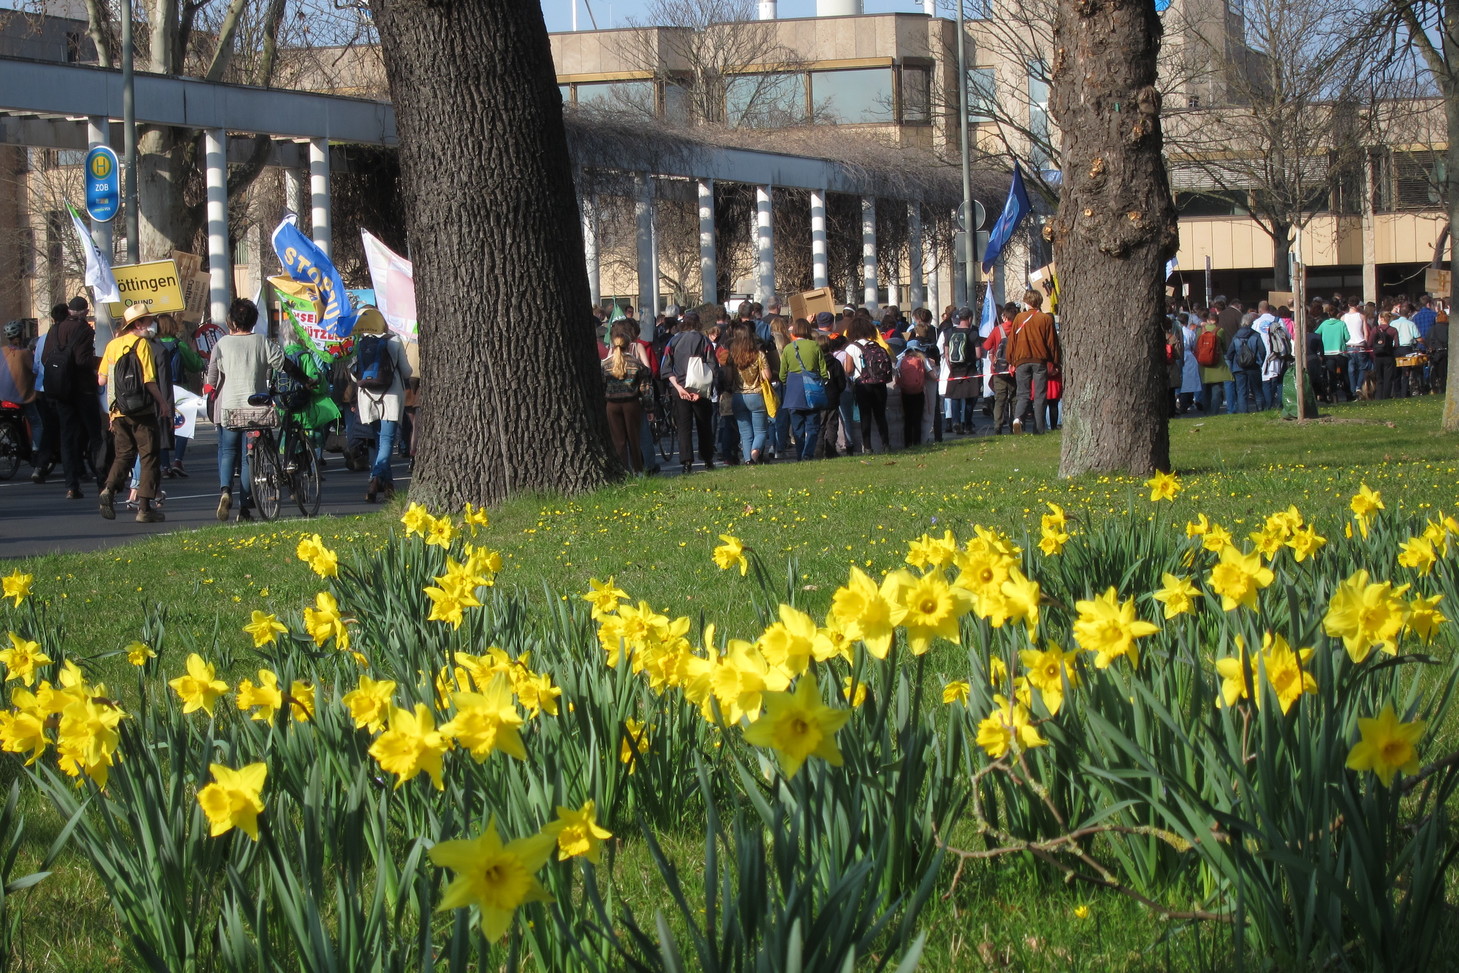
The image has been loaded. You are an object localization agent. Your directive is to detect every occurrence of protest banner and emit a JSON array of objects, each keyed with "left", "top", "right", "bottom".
[
  {"left": 270, "top": 276, "right": 351, "bottom": 359},
  {"left": 362, "top": 230, "right": 417, "bottom": 338}
]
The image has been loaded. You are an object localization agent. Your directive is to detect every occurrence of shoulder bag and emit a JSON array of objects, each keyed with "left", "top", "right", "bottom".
[{"left": 791, "top": 341, "right": 829, "bottom": 410}]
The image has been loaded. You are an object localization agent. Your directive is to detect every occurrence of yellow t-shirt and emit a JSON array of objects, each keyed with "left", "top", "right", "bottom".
[{"left": 99, "top": 333, "right": 158, "bottom": 417}]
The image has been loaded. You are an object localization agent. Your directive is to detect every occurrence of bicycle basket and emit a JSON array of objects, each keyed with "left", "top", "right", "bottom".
[{"left": 222, "top": 405, "right": 280, "bottom": 430}]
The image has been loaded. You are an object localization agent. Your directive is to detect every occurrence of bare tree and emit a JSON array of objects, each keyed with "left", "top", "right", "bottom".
[
  {"left": 1051, "top": 0, "right": 1179, "bottom": 477},
  {"left": 1162, "top": 0, "right": 1383, "bottom": 289}
]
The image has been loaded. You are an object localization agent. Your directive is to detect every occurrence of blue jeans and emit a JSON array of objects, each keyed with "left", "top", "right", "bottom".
[
  {"left": 371, "top": 419, "right": 398, "bottom": 483},
  {"left": 1222, "top": 379, "right": 1236, "bottom": 413},
  {"left": 838, "top": 387, "right": 860, "bottom": 454},
  {"left": 1201, "top": 383, "right": 1224, "bottom": 413},
  {"left": 218, "top": 427, "right": 251, "bottom": 503},
  {"left": 1347, "top": 351, "right": 1370, "bottom": 394},
  {"left": 731, "top": 392, "right": 769, "bottom": 462},
  {"left": 1262, "top": 376, "right": 1282, "bottom": 411},
  {"left": 790, "top": 409, "right": 821, "bottom": 461},
  {"left": 638, "top": 415, "right": 658, "bottom": 472},
  {"left": 1230, "top": 369, "right": 1259, "bottom": 413}
]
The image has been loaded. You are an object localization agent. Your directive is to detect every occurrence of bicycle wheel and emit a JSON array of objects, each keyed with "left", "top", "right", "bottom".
[
  {"left": 292, "top": 443, "right": 322, "bottom": 517},
  {"left": 655, "top": 409, "right": 676, "bottom": 463},
  {"left": 0, "top": 421, "right": 20, "bottom": 480},
  {"left": 249, "top": 433, "right": 282, "bottom": 521}
]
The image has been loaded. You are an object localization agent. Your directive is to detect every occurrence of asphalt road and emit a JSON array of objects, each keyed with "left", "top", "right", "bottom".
[{"left": 0, "top": 424, "right": 406, "bottom": 561}]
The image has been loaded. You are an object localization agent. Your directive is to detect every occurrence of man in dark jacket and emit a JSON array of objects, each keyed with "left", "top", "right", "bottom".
[{"left": 44, "top": 296, "right": 106, "bottom": 499}]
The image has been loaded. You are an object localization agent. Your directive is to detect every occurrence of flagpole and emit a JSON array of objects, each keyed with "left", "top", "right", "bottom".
[{"left": 956, "top": 0, "right": 975, "bottom": 306}]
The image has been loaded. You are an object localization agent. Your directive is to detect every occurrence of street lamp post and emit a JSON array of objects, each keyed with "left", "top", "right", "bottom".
[
  {"left": 956, "top": 0, "right": 975, "bottom": 307},
  {"left": 121, "top": 0, "right": 139, "bottom": 264}
]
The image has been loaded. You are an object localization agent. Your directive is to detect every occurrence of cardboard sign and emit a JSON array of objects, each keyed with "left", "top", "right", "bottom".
[
  {"left": 104, "top": 260, "right": 186, "bottom": 318},
  {"left": 789, "top": 287, "right": 837, "bottom": 324},
  {"left": 178, "top": 272, "right": 212, "bottom": 323},
  {"left": 1267, "top": 291, "right": 1295, "bottom": 308},
  {"left": 1028, "top": 262, "right": 1059, "bottom": 311},
  {"left": 171, "top": 251, "right": 202, "bottom": 280},
  {"left": 1425, "top": 268, "right": 1451, "bottom": 296}
]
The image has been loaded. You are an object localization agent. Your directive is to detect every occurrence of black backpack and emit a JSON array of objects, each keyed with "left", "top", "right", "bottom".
[
  {"left": 1234, "top": 333, "right": 1259, "bottom": 369},
  {"left": 41, "top": 324, "right": 85, "bottom": 398},
  {"left": 276, "top": 349, "right": 316, "bottom": 411},
  {"left": 351, "top": 334, "right": 395, "bottom": 392},
  {"left": 857, "top": 341, "right": 894, "bottom": 384},
  {"left": 1372, "top": 327, "right": 1395, "bottom": 356},
  {"left": 112, "top": 341, "right": 152, "bottom": 417}
]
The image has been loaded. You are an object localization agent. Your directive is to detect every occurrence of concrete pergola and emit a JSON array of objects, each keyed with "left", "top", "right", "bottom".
[{"left": 0, "top": 55, "right": 958, "bottom": 326}]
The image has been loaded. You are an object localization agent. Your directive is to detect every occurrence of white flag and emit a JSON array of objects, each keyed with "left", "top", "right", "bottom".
[
  {"left": 361, "top": 229, "right": 417, "bottom": 338},
  {"left": 67, "top": 203, "right": 120, "bottom": 305}
]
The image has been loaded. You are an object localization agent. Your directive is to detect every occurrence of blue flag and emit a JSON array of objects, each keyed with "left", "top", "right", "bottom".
[
  {"left": 1164, "top": 255, "right": 1179, "bottom": 279},
  {"left": 271, "top": 214, "right": 356, "bottom": 339},
  {"left": 982, "top": 164, "right": 1031, "bottom": 274},
  {"left": 978, "top": 284, "right": 997, "bottom": 339}
]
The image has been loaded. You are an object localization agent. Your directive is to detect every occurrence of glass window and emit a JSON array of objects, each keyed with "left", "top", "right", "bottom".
[
  {"left": 1027, "top": 61, "right": 1051, "bottom": 166},
  {"left": 664, "top": 82, "right": 691, "bottom": 123},
  {"left": 575, "top": 81, "right": 656, "bottom": 115},
  {"left": 812, "top": 68, "right": 894, "bottom": 124},
  {"left": 902, "top": 66, "right": 930, "bottom": 123},
  {"left": 966, "top": 67, "right": 996, "bottom": 123},
  {"left": 559, "top": 85, "right": 572, "bottom": 105},
  {"left": 726, "top": 73, "right": 806, "bottom": 128}
]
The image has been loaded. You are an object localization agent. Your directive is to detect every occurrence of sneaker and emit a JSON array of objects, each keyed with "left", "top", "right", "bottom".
[
  {"left": 65, "top": 488, "right": 83, "bottom": 500},
  {"left": 216, "top": 491, "right": 232, "bottom": 522},
  {"left": 1012, "top": 418, "right": 1023, "bottom": 433},
  {"left": 98, "top": 489, "right": 115, "bottom": 521},
  {"left": 135, "top": 507, "right": 165, "bottom": 523}
]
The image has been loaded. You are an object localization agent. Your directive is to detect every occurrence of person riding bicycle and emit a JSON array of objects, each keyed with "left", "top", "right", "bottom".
[
  {"left": 205, "top": 298, "right": 283, "bottom": 523},
  {"left": 277, "top": 335, "right": 341, "bottom": 460}
]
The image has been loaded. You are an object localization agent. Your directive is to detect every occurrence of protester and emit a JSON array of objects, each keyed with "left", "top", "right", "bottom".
[
  {"left": 1007, "top": 290, "right": 1060, "bottom": 434},
  {"left": 982, "top": 305, "right": 1017, "bottom": 434},
  {"left": 601, "top": 320, "right": 653, "bottom": 473},
  {"left": 844, "top": 317, "right": 893, "bottom": 454},
  {"left": 97, "top": 304, "right": 170, "bottom": 523},
  {"left": 349, "top": 308, "right": 412, "bottom": 503},
  {"left": 937, "top": 307, "right": 980, "bottom": 433},
  {"left": 44, "top": 296, "right": 105, "bottom": 500},
  {"left": 720, "top": 328, "right": 773, "bottom": 465},
  {"left": 663, "top": 310, "right": 717, "bottom": 474},
  {"left": 206, "top": 298, "right": 284, "bottom": 522},
  {"left": 778, "top": 317, "right": 829, "bottom": 462}
]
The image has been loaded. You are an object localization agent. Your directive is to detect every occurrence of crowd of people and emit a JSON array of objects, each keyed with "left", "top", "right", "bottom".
[
  {"left": 596, "top": 291, "right": 1064, "bottom": 475},
  {"left": 1, "top": 296, "right": 416, "bottom": 525},
  {"left": 1163, "top": 293, "right": 1449, "bottom": 415}
]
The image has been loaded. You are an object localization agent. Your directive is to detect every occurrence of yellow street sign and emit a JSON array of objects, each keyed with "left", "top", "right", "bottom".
[{"left": 104, "top": 259, "right": 187, "bottom": 318}]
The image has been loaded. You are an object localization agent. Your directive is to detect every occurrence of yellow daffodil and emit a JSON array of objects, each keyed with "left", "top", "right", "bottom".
[
  {"left": 303, "top": 591, "right": 350, "bottom": 651},
  {"left": 440, "top": 675, "right": 527, "bottom": 763},
  {"left": 242, "top": 610, "right": 287, "bottom": 648},
  {"left": 976, "top": 694, "right": 1047, "bottom": 758},
  {"left": 124, "top": 641, "right": 155, "bottom": 666},
  {"left": 742, "top": 673, "right": 851, "bottom": 778},
  {"left": 841, "top": 675, "right": 868, "bottom": 707},
  {"left": 235, "top": 670, "right": 284, "bottom": 721},
  {"left": 462, "top": 502, "right": 491, "bottom": 534},
  {"left": 342, "top": 675, "right": 396, "bottom": 732},
  {"left": 1, "top": 571, "right": 33, "bottom": 608},
  {"left": 401, "top": 502, "right": 433, "bottom": 537},
  {"left": 942, "top": 679, "right": 971, "bottom": 705},
  {"left": 1153, "top": 573, "right": 1201, "bottom": 618},
  {"left": 988, "top": 656, "right": 1008, "bottom": 685},
  {"left": 168, "top": 653, "right": 229, "bottom": 715},
  {"left": 1260, "top": 633, "right": 1317, "bottom": 715},
  {"left": 0, "top": 633, "right": 50, "bottom": 687},
  {"left": 1345, "top": 704, "right": 1423, "bottom": 787},
  {"left": 1019, "top": 642, "right": 1079, "bottom": 715},
  {"left": 1207, "top": 545, "right": 1275, "bottom": 612},
  {"left": 1406, "top": 593, "right": 1447, "bottom": 642},
  {"left": 543, "top": 801, "right": 612, "bottom": 864},
  {"left": 1145, "top": 470, "right": 1181, "bottom": 502},
  {"left": 582, "top": 577, "right": 628, "bottom": 619},
  {"left": 758, "top": 604, "right": 819, "bottom": 680},
  {"left": 295, "top": 534, "right": 338, "bottom": 578},
  {"left": 1287, "top": 525, "right": 1327, "bottom": 562},
  {"left": 619, "top": 718, "right": 650, "bottom": 772},
  {"left": 1350, "top": 483, "right": 1384, "bottom": 538},
  {"left": 1213, "top": 645, "right": 1253, "bottom": 708},
  {"left": 886, "top": 569, "right": 974, "bottom": 655},
  {"left": 1397, "top": 537, "right": 1438, "bottom": 577},
  {"left": 712, "top": 535, "right": 749, "bottom": 576},
  {"left": 369, "top": 704, "right": 450, "bottom": 790},
  {"left": 425, "top": 517, "right": 455, "bottom": 549},
  {"left": 828, "top": 566, "right": 899, "bottom": 659},
  {"left": 196, "top": 762, "right": 267, "bottom": 840},
  {"left": 1073, "top": 588, "right": 1158, "bottom": 669},
  {"left": 429, "top": 817, "right": 555, "bottom": 941},
  {"left": 288, "top": 680, "right": 315, "bottom": 721},
  {"left": 1322, "top": 570, "right": 1411, "bottom": 663}
]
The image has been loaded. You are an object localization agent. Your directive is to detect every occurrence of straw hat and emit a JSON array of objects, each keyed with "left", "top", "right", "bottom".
[
  {"left": 352, "top": 307, "right": 387, "bottom": 336},
  {"left": 121, "top": 303, "right": 155, "bottom": 329}
]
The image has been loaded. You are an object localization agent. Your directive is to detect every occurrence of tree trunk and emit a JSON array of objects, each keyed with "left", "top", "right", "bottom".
[
  {"left": 1272, "top": 225, "right": 1292, "bottom": 292},
  {"left": 1050, "top": 0, "right": 1178, "bottom": 477},
  {"left": 1445, "top": 90, "right": 1459, "bottom": 432},
  {"left": 369, "top": 0, "right": 618, "bottom": 506}
]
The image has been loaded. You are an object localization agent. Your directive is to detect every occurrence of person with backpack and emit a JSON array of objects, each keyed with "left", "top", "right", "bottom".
[
  {"left": 937, "top": 306, "right": 980, "bottom": 434},
  {"left": 814, "top": 331, "right": 848, "bottom": 458},
  {"left": 662, "top": 311, "right": 718, "bottom": 474},
  {"left": 1369, "top": 311, "right": 1400, "bottom": 400},
  {"left": 43, "top": 296, "right": 105, "bottom": 500},
  {"left": 894, "top": 343, "right": 933, "bottom": 447},
  {"left": 1006, "top": 289, "right": 1061, "bottom": 435},
  {"left": 155, "top": 313, "right": 205, "bottom": 477},
  {"left": 982, "top": 304, "right": 1018, "bottom": 434},
  {"left": 205, "top": 298, "right": 285, "bottom": 521},
  {"left": 843, "top": 317, "right": 894, "bottom": 454},
  {"left": 1256, "top": 311, "right": 1290, "bottom": 411},
  {"left": 777, "top": 317, "right": 830, "bottom": 462},
  {"left": 1224, "top": 313, "right": 1266, "bottom": 413},
  {"left": 1195, "top": 309, "right": 1233, "bottom": 412},
  {"left": 96, "top": 304, "right": 171, "bottom": 524},
  {"left": 348, "top": 308, "right": 412, "bottom": 502}
]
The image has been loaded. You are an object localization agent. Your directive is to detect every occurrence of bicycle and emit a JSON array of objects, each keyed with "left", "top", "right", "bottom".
[
  {"left": 0, "top": 405, "right": 27, "bottom": 481},
  {"left": 648, "top": 382, "right": 676, "bottom": 463},
  {"left": 242, "top": 390, "right": 322, "bottom": 520}
]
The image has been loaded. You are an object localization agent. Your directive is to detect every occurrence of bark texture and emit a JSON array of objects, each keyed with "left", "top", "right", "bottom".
[
  {"left": 1049, "top": 0, "right": 1178, "bottom": 477},
  {"left": 370, "top": 0, "right": 617, "bottom": 506}
]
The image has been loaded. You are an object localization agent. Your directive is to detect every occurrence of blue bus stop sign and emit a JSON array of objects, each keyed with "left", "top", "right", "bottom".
[{"left": 84, "top": 145, "right": 120, "bottom": 223}]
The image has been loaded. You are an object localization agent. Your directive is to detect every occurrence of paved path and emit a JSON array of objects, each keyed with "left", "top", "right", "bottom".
[{"left": 0, "top": 425, "right": 406, "bottom": 561}]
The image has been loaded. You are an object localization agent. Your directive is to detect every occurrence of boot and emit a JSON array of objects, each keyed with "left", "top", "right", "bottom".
[
  {"left": 365, "top": 477, "right": 380, "bottom": 503},
  {"left": 136, "top": 500, "right": 165, "bottom": 523},
  {"left": 98, "top": 488, "right": 115, "bottom": 521},
  {"left": 216, "top": 488, "right": 232, "bottom": 522}
]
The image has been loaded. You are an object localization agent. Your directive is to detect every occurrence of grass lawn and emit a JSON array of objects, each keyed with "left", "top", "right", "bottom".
[{"left": 3, "top": 394, "right": 1458, "bottom": 972}]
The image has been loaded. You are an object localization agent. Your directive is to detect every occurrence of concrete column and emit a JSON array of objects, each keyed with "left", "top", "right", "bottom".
[
  {"left": 1361, "top": 148, "right": 1377, "bottom": 303},
  {"left": 204, "top": 127, "right": 232, "bottom": 326},
  {"left": 698, "top": 178, "right": 717, "bottom": 305},
  {"left": 86, "top": 116, "right": 115, "bottom": 347},
  {"left": 926, "top": 245, "right": 941, "bottom": 316},
  {"left": 284, "top": 166, "right": 303, "bottom": 216},
  {"left": 635, "top": 171, "right": 656, "bottom": 329},
  {"left": 755, "top": 184, "right": 775, "bottom": 306},
  {"left": 581, "top": 194, "right": 600, "bottom": 308},
  {"left": 810, "top": 189, "right": 829, "bottom": 289},
  {"left": 908, "top": 203, "right": 925, "bottom": 309},
  {"left": 861, "top": 196, "right": 878, "bottom": 313},
  {"left": 308, "top": 138, "right": 331, "bottom": 260}
]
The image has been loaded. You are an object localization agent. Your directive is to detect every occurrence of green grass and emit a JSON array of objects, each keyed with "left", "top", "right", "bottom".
[{"left": 3, "top": 395, "right": 1458, "bottom": 973}]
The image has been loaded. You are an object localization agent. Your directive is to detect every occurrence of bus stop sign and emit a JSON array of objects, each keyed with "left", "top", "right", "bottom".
[{"left": 84, "top": 145, "right": 120, "bottom": 223}]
